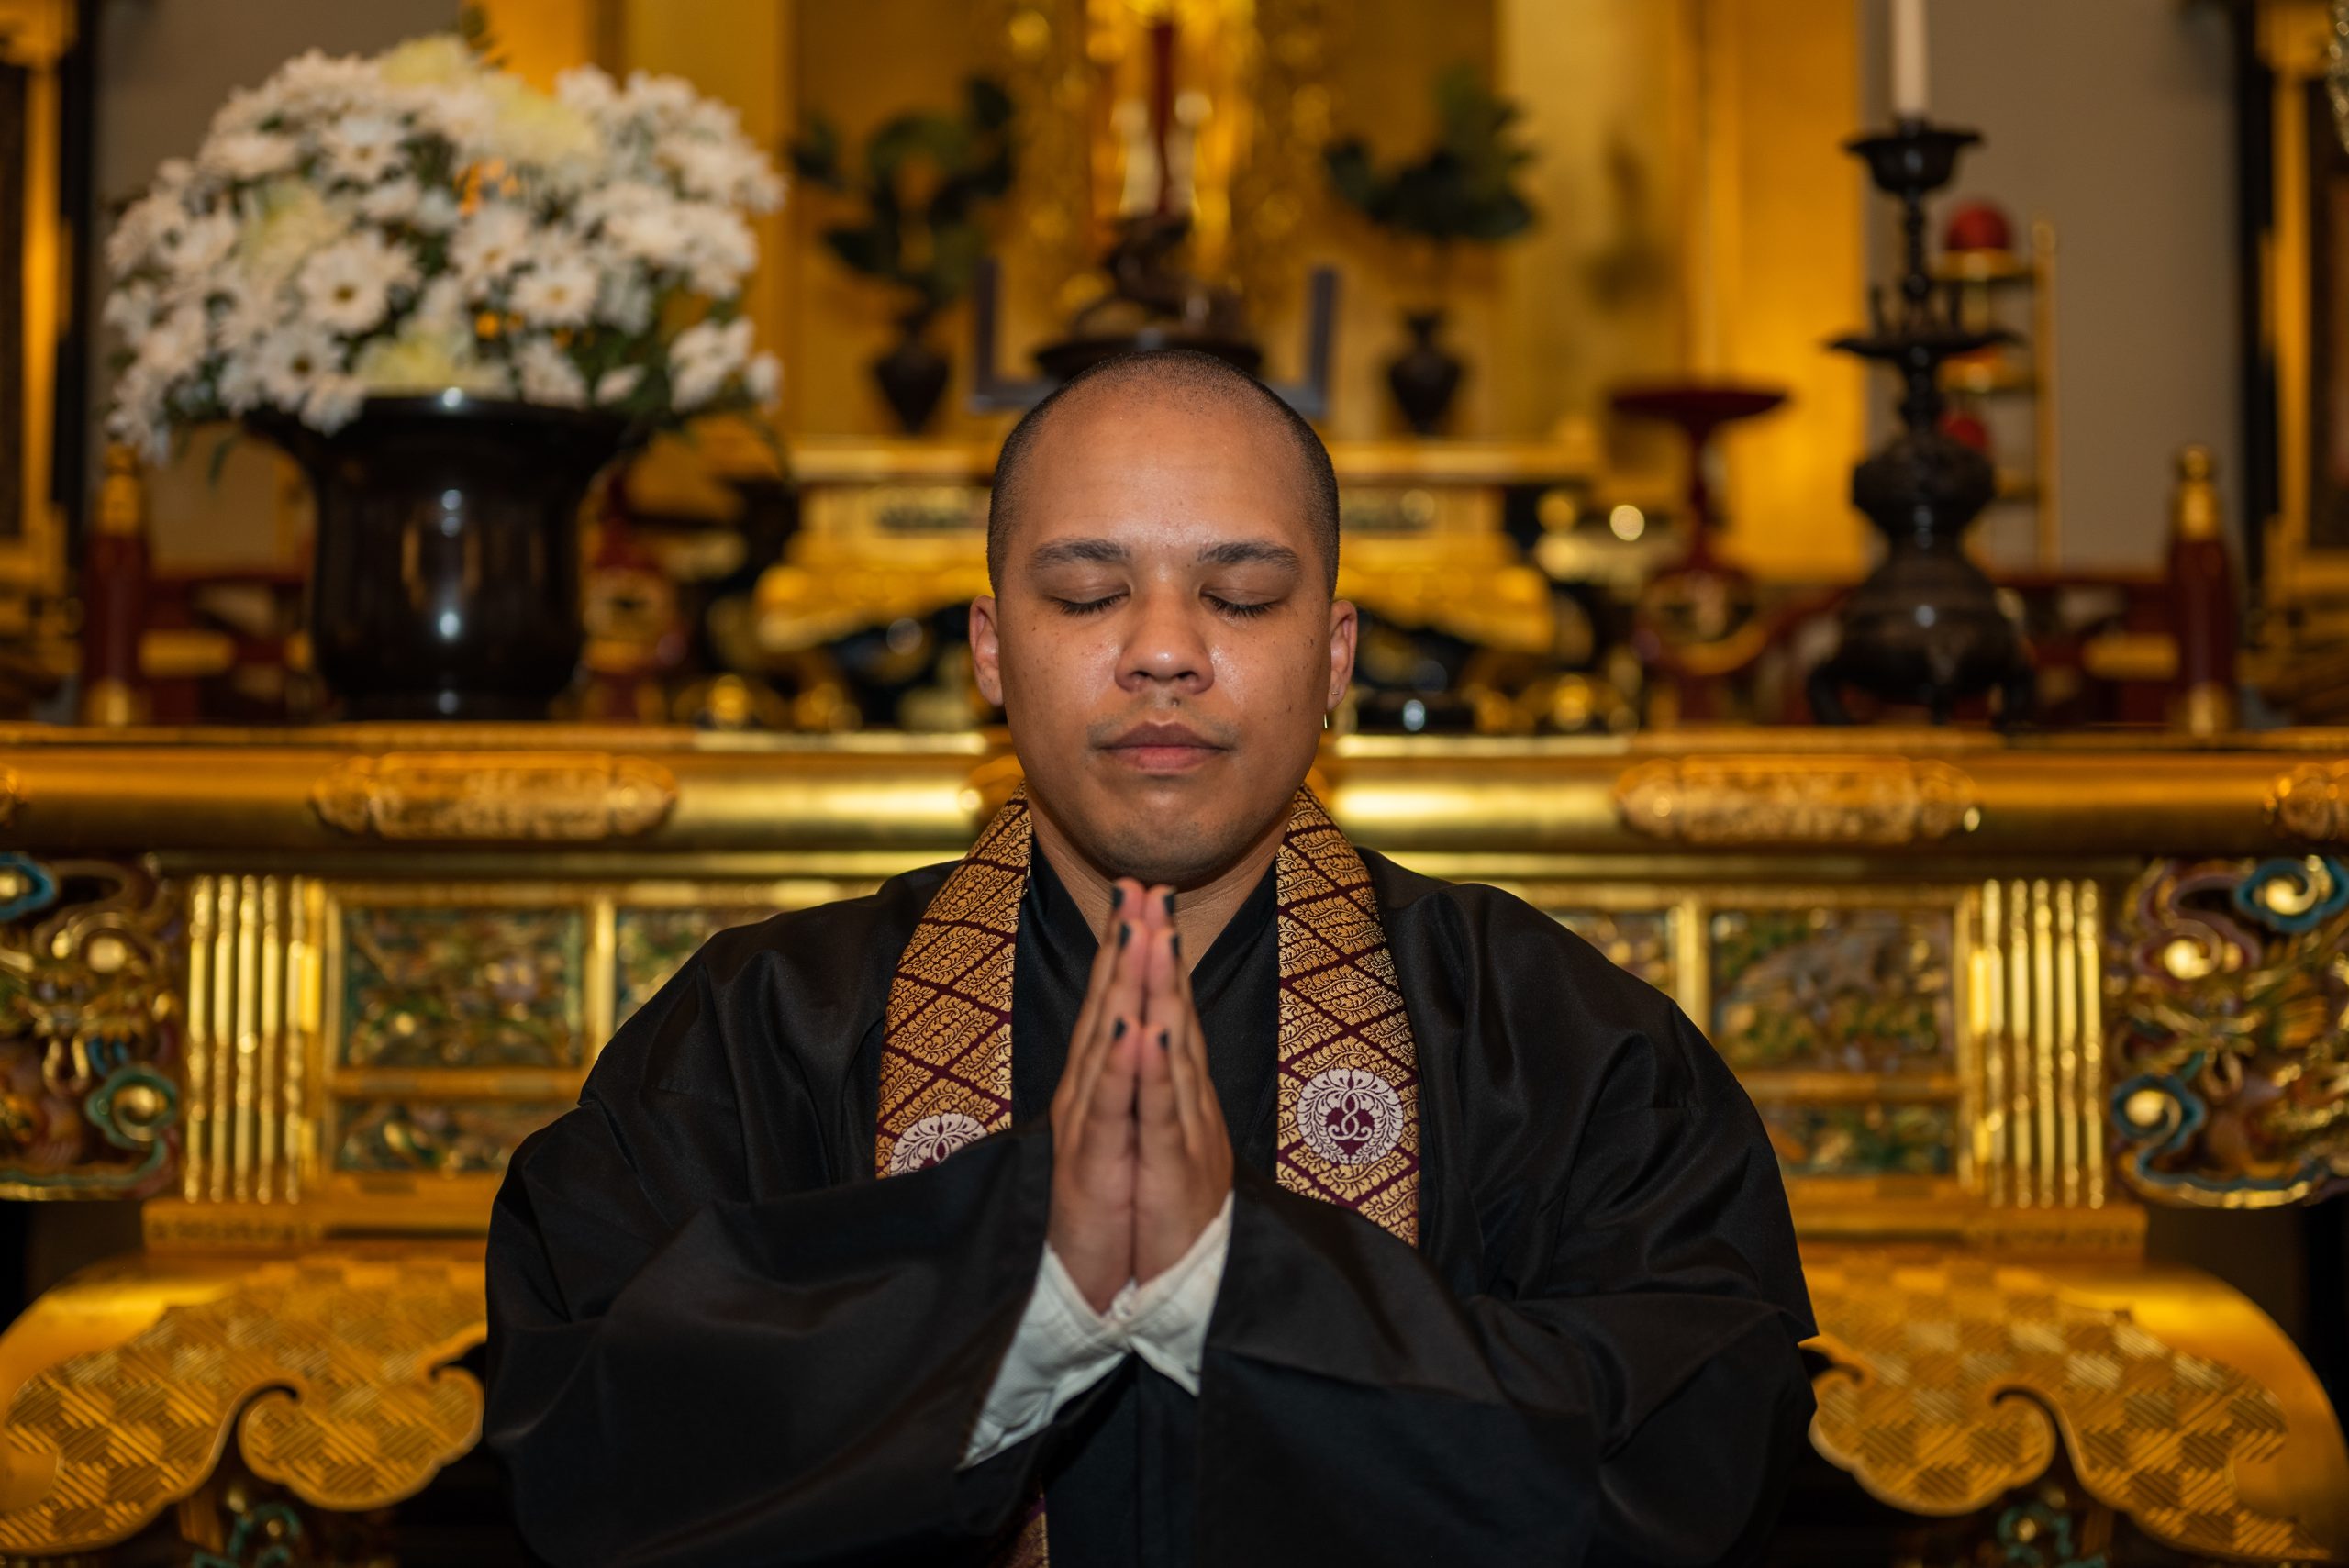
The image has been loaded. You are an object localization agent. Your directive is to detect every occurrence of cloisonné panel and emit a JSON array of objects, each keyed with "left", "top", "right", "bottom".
[
  {"left": 1709, "top": 906, "right": 1954, "bottom": 1075},
  {"left": 340, "top": 905, "right": 585, "bottom": 1070}
]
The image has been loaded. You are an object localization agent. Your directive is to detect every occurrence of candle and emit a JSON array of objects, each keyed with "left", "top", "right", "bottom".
[{"left": 1891, "top": 0, "right": 1929, "bottom": 120}]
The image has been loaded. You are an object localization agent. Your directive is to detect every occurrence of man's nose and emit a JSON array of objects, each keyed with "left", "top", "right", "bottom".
[{"left": 1119, "top": 587, "right": 1212, "bottom": 691}]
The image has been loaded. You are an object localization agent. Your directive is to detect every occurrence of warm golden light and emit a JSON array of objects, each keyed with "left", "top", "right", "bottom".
[{"left": 1609, "top": 504, "right": 1646, "bottom": 541}]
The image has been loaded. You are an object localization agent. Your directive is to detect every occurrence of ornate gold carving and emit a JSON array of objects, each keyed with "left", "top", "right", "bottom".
[
  {"left": 2108, "top": 856, "right": 2349, "bottom": 1207},
  {"left": 2269, "top": 761, "right": 2349, "bottom": 840},
  {"left": 310, "top": 753, "right": 676, "bottom": 840},
  {"left": 1809, "top": 1251, "right": 2335, "bottom": 1561},
  {"left": 0, "top": 857, "right": 182, "bottom": 1199},
  {"left": 1615, "top": 757, "right": 1979, "bottom": 846},
  {"left": 0, "top": 1251, "right": 483, "bottom": 1552}
]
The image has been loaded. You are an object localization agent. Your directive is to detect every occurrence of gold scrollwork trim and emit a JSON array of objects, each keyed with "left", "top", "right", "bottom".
[
  {"left": 1614, "top": 756, "right": 1980, "bottom": 847},
  {"left": 310, "top": 752, "right": 678, "bottom": 840}
]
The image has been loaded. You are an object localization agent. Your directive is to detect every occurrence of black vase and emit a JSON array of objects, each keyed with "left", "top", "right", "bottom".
[
  {"left": 873, "top": 316, "right": 951, "bottom": 434},
  {"left": 256, "top": 395, "right": 624, "bottom": 720},
  {"left": 1386, "top": 310, "right": 1462, "bottom": 436}
]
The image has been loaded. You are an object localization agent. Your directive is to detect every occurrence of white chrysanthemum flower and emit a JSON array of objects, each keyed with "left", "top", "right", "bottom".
[
  {"left": 618, "top": 71, "right": 700, "bottom": 128},
  {"left": 235, "top": 180, "right": 351, "bottom": 287},
  {"left": 161, "top": 212, "right": 238, "bottom": 282},
  {"left": 323, "top": 113, "right": 407, "bottom": 184},
  {"left": 206, "top": 84, "right": 277, "bottom": 140},
  {"left": 411, "top": 188, "right": 462, "bottom": 233},
  {"left": 107, "top": 365, "right": 172, "bottom": 462},
  {"left": 409, "top": 275, "right": 467, "bottom": 332},
  {"left": 413, "top": 82, "right": 495, "bottom": 150},
  {"left": 596, "top": 264, "right": 653, "bottom": 335},
  {"left": 299, "top": 231, "right": 418, "bottom": 335},
  {"left": 553, "top": 65, "right": 620, "bottom": 122},
  {"left": 216, "top": 354, "right": 267, "bottom": 415},
  {"left": 201, "top": 129, "right": 298, "bottom": 181},
  {"left": 451, "top": 204, "right": 533, "bottom": 293},
  {"left": 668, "top": 316, "right": 751, "bottom": 410},
  {"left": 135, "top": 304, "right": 210, "bottom": 381},
  {"left": 479, "top": 75, "right": 599, "bottom": 173},
  {"left": 252, "top": 321, "right": 342, "bottom": 407},
  {"left": 658, "top": 134, "right": 764, "bottom": 205},
  {"left": 593, "top": 364, "right": 643, "bottom": 406},
  {"left": 515, "top": 338, "right": 587, "bottom": 407},
  {"left": 511, "top": 252, "right": 599, "bottom": 328},
  {"left": 303, "top": 371, "right": 368, "bottom": 432},
  {"left": 276, "top": 49, "right": 382, "bottom": 109},
  {"left": 102, "top": 280, "right": 160, "bottom": 339},
  {"left": 676, "top": 206, "right": 757, "bottom": 296},
  {"left": 358, "top": 178, "right": 422, "bottom": 223},
  {"left": 106, "top": 190, "right": 185, "bottom": 276},
  {"left": 212, "top": 277, "right": 289, "bottom": 354}
]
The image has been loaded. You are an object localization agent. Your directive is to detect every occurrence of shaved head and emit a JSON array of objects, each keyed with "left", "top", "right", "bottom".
[{"left": 987, "top": 349, "right": 1341, "bottom": 595}]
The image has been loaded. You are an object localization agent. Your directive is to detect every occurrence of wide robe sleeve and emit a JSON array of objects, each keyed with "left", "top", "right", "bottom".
[
  {"left": 1196, "top": 869, "right": 1816, "bottom": 1568},
  {"left": 483, "top": 905, "right": 1069, "bottom": 1568}
]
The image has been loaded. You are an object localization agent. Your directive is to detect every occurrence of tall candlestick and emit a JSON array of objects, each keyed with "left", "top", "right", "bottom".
[{"left": 1890, "top": 0, "right": 1929, "bottom": 121}]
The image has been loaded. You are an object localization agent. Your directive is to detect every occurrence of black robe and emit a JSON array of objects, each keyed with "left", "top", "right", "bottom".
[{"left": 484, "top": 846, "right": 1816, "bottom": 1567}]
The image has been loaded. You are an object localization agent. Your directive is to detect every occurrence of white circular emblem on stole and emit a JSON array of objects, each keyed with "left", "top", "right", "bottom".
[
  {"left": 1296, "top": 1067, "right": 1405, "bottom": 1167},
  {"left": 886, "top": 1111, "right": 989, "bottom": 1173}
]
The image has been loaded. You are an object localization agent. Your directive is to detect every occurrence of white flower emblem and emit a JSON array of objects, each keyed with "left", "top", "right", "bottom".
[
  {"left": 1296, "top": 1067, "right": 1405, "bottom": 1167},
  {"left": 885, "top": 1112, "right": 989, "bottom": 1174}
]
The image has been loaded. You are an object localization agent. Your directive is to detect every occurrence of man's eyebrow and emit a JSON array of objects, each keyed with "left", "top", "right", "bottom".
[
  {"left": 1027, "top": 538, "right": 1131, "bottom": 570},
  {"left": 1197, "top": 540, "right": 1302, "bottom": 572}
]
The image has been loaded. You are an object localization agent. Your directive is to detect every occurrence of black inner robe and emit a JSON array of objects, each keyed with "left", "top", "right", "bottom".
[
  {"left": 484, "top": 841, "right": 1818, "bottom": 1568},
  {"left": 1001, "top": 843, "right": 1282, "bottom": 1568}
]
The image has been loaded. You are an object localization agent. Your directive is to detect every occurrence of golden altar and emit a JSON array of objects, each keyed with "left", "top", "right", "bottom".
[{"left": 0, "top": 725, "right": 2343, "bottom": 1561}]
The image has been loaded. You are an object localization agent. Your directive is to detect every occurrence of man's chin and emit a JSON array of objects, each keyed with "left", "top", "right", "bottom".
[{"left": 1052, "top": 784, "right": 1267, "bottom": 888}]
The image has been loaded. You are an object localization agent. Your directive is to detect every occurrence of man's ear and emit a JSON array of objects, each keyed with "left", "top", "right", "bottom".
[
  {"left": 971, "top": 594, "right": 1006, "bottom": 707},
  {"left": 1326, "top": 599, "right": 1359, "bottom": 712}
]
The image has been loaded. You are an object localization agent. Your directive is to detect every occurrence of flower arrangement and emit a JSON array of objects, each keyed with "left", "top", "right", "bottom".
[{"left": 103, "top": 30, "right": 785, "bottom": 462}]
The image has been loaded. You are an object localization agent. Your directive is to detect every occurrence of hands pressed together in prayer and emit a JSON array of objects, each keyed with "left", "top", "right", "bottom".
[{"left": 1047, "top": 883, "right": 1235, "bottom": 1314}]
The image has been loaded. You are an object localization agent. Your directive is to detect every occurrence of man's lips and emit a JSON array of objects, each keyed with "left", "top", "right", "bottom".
[{"left": 1099, "top": 721, "right": 1230, "bottom": 773}]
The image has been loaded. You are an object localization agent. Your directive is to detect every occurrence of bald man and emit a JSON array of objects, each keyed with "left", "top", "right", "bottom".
[{"left": 485, "top": 350, "right": 1814, "bottom": 1568}]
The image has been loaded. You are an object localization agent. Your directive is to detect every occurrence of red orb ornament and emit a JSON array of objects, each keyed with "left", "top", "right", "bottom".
[
  {"left": 1941, "top": 410, "right": 1992, "bottom": 454},
  {"left": 1942, "top": 199, "right": 2013, "bottom": 256}
]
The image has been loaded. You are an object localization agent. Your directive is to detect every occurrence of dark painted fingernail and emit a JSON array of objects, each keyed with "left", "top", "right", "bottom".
[
  {"left": 1119, "top": 922, "right": 1131, "bottom": 950},
  {"left": 1158, "top": 1029, "right": 1170, "bottom": 1051},
  {"left": 1111, "top": 885, "right": 1124, "bottom": 910},
  {"left": 1113, "top": 1018, "right": 1127, "bottom": 1040},
  {"left": 1162, "top": 891, "right": 1175, "bottom": 917}
]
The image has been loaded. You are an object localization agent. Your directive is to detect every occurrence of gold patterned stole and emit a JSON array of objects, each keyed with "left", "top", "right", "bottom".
[{"left": 874, "top": 786, "right": 1423, "bottom": 1565}]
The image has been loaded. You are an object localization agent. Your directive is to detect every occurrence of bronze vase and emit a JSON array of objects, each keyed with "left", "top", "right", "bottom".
[
  {"left": 872, "top": 311, "right": 951, "bottom": 434},
  {"left": 1386, "top": 309, "right": 1462, "bottom": 436},
  {"left": 255, "top": 395, "right": 624, "bottom": 720}
]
